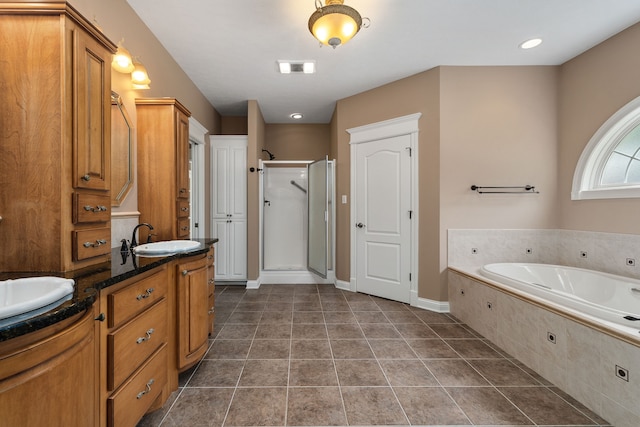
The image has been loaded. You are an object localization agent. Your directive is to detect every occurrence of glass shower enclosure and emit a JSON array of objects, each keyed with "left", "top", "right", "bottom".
[{"left": 259, "top": 158, "right": 334, "bottom": 283}]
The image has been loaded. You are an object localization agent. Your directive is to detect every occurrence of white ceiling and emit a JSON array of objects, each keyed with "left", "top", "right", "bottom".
[{"left": 126, "top": 0, "right": 640, "bottom": 124}]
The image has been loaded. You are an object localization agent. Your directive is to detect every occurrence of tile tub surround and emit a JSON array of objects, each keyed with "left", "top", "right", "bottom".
[
  {"left": 448, "top": 228, "right": 640, "bottom": 280},
  {"left": 138, "top": 284, "right": 610, "bottom": 426},
  {"left": 448, "top": 268, "right": 640, "bottom": 427}
]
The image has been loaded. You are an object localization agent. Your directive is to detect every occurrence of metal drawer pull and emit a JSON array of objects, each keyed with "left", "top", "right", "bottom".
[
  {"left": 81, "top": 174, "right": 91, "bottom": 181},
  {"left": 83, "top": 239, "right": 107, "bottom": 248},
  {"left": 208, "top": 307, "right": 215, "bottom": 314},
  {"left": 179, "top": 188, "right": 187, "bottom": 193},
  {"left": 181, "top": 226, "right": 189, "bottom": 231},
  {"left": 83, "top": 205, "right": 107, "bottom": 212},
  {"left": 181, "top": 207, "right": 189, "bottom": 211},
  {"left": 208, "top": 278, "right": 215, "bottom": 284},
  {"left": 136, "top": 288, "right": 155, "bottom": 300},
  {"left": 136, "top": 378, "right": 155, "bottom": 399},
  {"left": 136, "top": 328, "right": 155, "bottom": 344}
]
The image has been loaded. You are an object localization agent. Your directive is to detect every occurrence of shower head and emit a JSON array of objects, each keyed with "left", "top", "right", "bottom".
[{"left": 262, "top": 149, "right": 275, "bottom": 160}]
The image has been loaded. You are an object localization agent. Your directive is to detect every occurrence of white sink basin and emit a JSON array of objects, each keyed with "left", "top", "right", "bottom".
[
  {"left": 0, "top": 277, "right": 75, "bottom": 321},
  {"left": 133, "top": 240, "right": 200, "bottom": 256}
]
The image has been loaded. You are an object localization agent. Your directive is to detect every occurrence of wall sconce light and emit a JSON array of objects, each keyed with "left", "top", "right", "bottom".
[
  {"left": 111, "top": 41, "right": 135, "bottom": 73},
  {"left": 131, "top": 60, "right": 151, "bottom": 90}
]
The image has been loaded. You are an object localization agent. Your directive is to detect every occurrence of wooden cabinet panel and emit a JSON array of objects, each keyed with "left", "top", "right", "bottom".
[
  {"left": 74, "top": 193, "right": 111, "bottom": 223},
  {"left": 107, "top": 344, "right": 167, "bottom": 427},
  {"left": 0, "top": 5, "right": 115, "bottom": 272},
  {"left": 107, "top": 300, "right": 167, "bottom": 391},
  {"left": 136, "top": 99, "right": 191, "bottom": 241},
  {"left": 0, "top": 310, "right": 96, "bottom": 427},
  {"left": 74, "top": 227, "right": 111, "bottom": 260},
  {"left": 108, "top": 270, "right": 168, "bottom": 328},
  {"left": 74, "top": 28, "right": 111, "bottom": 191},
  {"left": 176, "top": 255, "right": 209, "bottom": 370}
]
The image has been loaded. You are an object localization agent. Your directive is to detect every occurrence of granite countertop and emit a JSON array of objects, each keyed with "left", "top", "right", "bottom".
[{"left": 0, "top": 238, "right": 218, "bottom": 341}]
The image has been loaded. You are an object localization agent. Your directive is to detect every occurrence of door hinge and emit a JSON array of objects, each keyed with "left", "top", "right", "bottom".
[
  {"left": 195, "top": 222, "right": 199, "bottom": 228},
  {"left": 409, "top": 273, "right": 412, "bottom": 281},
  {"left": 406, "top": 147, "right": 412, "bottom": 157},
  {"left": 408, "top": 210, "right": 413, "bottom": 219}
]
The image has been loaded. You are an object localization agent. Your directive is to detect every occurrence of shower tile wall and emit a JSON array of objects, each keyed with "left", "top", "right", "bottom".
[{"left": 448, "top": 229, "right": 640, "bottom": 279}]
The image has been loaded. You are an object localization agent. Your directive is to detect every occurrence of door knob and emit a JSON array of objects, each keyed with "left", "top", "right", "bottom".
[{"left": 356, "top": 222, "right": 365, "bottom": 228}]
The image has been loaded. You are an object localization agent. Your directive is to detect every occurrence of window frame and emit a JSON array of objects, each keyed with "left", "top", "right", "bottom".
[{"left": 572, "top": 95, "right": 640, "bottom": 200}]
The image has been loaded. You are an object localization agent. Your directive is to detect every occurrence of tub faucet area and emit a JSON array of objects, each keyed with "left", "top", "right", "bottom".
[{"left": 131, "top": 223, "right": 154, "bottom": 248}]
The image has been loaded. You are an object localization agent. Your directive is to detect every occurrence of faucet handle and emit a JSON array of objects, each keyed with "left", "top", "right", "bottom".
[
  {"left": 146, "top": 233, "right": 157, "bottom": 243},
  {"left": 120, "top": 239, "right": 129, "bottom": 252}
]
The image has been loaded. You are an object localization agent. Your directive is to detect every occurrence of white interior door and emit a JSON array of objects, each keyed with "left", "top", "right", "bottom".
[
  {"left": 354, "top": 135, "right": 412, "bottom": 303},
  {"left": 308, "top": 158, "right": 328, "bottom": 278}
]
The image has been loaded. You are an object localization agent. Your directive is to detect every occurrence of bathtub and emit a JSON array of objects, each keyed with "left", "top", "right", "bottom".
[{"left": 480, "top": 263, "right": 640, "bottom": 332}]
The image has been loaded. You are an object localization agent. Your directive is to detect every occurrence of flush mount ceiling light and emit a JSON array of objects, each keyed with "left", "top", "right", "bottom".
[
  {"left": 278, "top": 60, "right": 316, "bottom": 74},
  {"left": 290, "top": 113, "right": 303, "bottom": 120},
  {"left": 308, "top": 0, "right": 368, "bottom": 48},
  {"left": 519, "top": 38, "right": 543, "bottom": 49}
]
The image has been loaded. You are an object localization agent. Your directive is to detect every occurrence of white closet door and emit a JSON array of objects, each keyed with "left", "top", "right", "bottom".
[{"left": 211, "top": 136, "right": 247, "bottom": 281}]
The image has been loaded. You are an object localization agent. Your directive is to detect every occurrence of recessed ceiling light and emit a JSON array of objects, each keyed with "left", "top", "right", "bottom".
[
  {"left": 290, "top": 113, "right": 303, "bottom": 120},
  {"left": 278, "top": 60, "right": 316, "bottom": 74},
  {"left": 519, "top": 38, "right": 543, "bottom": 49}
]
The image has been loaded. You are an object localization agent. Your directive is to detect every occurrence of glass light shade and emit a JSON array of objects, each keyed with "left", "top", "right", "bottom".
[
  {"left": 112, "top": 45, "right": 135, "bottom": 73},
  {"left": 131, "top": 61, "right": 151, "bottom": 89},
  {"left": 309, "top": 1, "right": 362, "bottom": 48}
]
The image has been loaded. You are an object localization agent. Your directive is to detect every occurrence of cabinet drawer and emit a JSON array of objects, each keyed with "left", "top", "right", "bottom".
[
  {"left": 108, "top": 344, "right": 168, "bottom": 427},
  {"left": 177, "top": 200, "right": 190, "bottom": 218},
  {"left": 73, "top": 227, "right": 110, "bottom": 260},
  {"left": 108, "top": 270, "right": 168, "bottom": 328},
  {"left": 73, "top": 193, "right": 110, "bottom": 223},
  {"left": 108, "top": 300, "right": 167, "bottom": 390},
  {"left": 177, "top": 218, "right": 190, "bottom": 238}
]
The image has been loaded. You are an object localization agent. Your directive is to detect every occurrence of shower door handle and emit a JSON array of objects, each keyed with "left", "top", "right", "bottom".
[{"left": 356, "top": 222, "right": 365, "bottom": 229}]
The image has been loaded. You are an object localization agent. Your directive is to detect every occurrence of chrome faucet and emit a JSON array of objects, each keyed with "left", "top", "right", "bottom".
[{"left": 131, "top": 223, "right": 154, "bottom": 248}]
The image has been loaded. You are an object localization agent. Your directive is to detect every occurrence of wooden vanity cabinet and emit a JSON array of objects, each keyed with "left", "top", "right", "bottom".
[
  {"left": 0, "top": 310, "right": 97, "bottom": 427},
  {"left": 0, "top": 3, "right": 115, "bottom": 273},
  {"left": 136, "top": 99, "right": 192, "bottom": 242},
  {"left": 207, "top": 246, "right": 216, "bottom": 335},
  {"left": 176, "top": 251, "right": 211, "bottom": 371},
  {"left": 98, "top": 266, "right": 177, "bottom": 427}
]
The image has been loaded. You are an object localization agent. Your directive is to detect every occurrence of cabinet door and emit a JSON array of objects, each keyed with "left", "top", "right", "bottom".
[
  {"left": 176, "top": 110, "right": 190, "bottom": 200},
  {"left": 211, "top": 146, "right": 229, "bottom": 218},
  {"left": 229, "top": 144, "right": 247, "bottom": 218},
  {"left": 74, "top": 27, "right": 111, "bottom": 191},
  {"left": 229, "top": 219, "right": 247, "bottom": 280},
  {"left": 176, "top": 257, "right": 209, "bottom": 370},
  {"left": 212, "top": 219, "right": 229, "bottom": 279}
]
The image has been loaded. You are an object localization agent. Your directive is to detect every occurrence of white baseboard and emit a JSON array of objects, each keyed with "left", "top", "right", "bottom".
[
  {"left": 258, "top": 270, "right": 335, "bottom": 285},
  {"left": 413, "top": 291, "right": 450, "bottom": 313},
  {"left": 245, "top": 278, "right": 260, "bottom": 289},
  {"left": 335, "top": 279, "right": 352, "bottom": 292}
]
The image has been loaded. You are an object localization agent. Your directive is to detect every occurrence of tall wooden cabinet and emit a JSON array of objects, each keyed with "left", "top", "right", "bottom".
[
  {"left": 136, "top": 99, "right": 191, "bottom": 242},
  {"left": 211, "top": 136, "right": 247, "bottom": 280},
  {"left": 0, "top": 3, "right": 115, "bottom": 272}
]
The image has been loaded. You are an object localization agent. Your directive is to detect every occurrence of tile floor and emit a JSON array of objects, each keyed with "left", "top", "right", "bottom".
[{"left": 138, "top": 284, "right": 612, "bottom": 426}]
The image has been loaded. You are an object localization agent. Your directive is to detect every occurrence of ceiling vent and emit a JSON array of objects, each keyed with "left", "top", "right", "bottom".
[{"left": 277, "top": 60, "right": 315, "bottom": 74}]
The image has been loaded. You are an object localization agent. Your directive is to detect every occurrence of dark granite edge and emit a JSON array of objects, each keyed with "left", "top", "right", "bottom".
[{"left": 0, "top": 238, "right": 218, "bottom": 342}]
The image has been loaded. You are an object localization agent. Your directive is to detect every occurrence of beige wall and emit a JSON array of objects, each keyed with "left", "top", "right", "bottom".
[
  {"left": 333, "top": 69, "right": 441, "bottom": 298},
  {"left": 247, "top": 101, "right": 266, "bottom": 281},
  {"left": 264, "top": 124, "right": 331, "bottom": 161},
  {"left": 69, "top": 0, "right": 220, "bottom": 215},
  {"left": 221, "top": 116, "right": 249, "bottom": 135},
  {"left": 558, "top": 22, "right": 640, "bottom": 233},
  {"left": 439, "top": 66, "right": 560, "bottom": 299}
]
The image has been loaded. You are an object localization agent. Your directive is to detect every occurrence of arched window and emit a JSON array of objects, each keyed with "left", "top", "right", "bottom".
[{"left": 572, "top": 96, "right": 640, "bottom": 200}]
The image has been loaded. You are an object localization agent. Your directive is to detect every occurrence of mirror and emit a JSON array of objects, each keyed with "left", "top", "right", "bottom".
[{"left": 111, "top": 91, "right": 133, "bottom": 206}]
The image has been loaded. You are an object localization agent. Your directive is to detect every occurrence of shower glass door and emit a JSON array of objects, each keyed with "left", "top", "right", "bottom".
[{"left": 308, "top": 157, "right": 329, "bottom": 278}]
